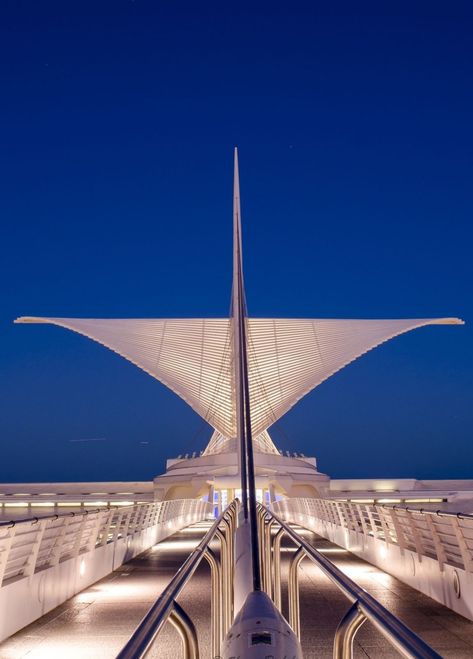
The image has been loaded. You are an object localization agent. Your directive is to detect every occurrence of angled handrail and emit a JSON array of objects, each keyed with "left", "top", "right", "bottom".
[
  {"left": 262, "top": 505, "right": 441, "bottom": 659},
  {"left": 116, "top": 500, "right": 238, "bottom": 659}
]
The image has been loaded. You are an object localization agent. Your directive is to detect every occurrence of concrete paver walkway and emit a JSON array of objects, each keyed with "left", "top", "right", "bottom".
[
  {"left": 0, "top": 522, "right": 214, "bottom": 659},
  {"left": 282, "top": 527, "right": 473, "bottom": 658}
]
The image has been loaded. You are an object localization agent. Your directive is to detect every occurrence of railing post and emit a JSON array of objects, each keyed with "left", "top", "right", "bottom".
[
  {"left": 388, "top": 507, "right": 406, "bottom": 552},
  {"left": 49, "top": 516, "right": 70, "bottom": 566},
  {"left": 0, "top": 524, "right": 16, "bottom": 585},
  {"left": 138, "top": 504, "right": 150, "bottom": 532},
  {"left": 366, "top": 505, "right": 380, "bottom": 539},
  {"left": 168, "top": 601, "right": 199, "bottom": 659},
  {"left": 24, "top": 519, "right": 47, "bottom": 577},
  {"left": 99, "top": 508, "right": 115, "bottom": 547},
  {"left": 222, "top": 515, "right": 235, "bottom": 625},
  {"left": 333, "top": 601, "right": 366, "bottom": 659},
  {"left": 405, "top": 510, "right": 424, "bottom": 560},
  {"left": 425, "top": 513, "right": 446, "bottom": 572},
  {"left": 450, "top": 516, "right": 473, "bottom": 573},
  {"left": 203, "top": 547, "right": 223, "bottom": 656},
  {"left": 264, "top": 517, "right": 274, "bottom": 598},
  {"left": 86, "top": 511, "right": 107, "bottom": 553},
  {"left": 346, "top": 504, "right": 358, "bottom": 532},
  {"left": 136, "top": 505, "right": 148, "bottom": 533},
  {"left": 216, "top": 527, "right": 231, "bottom": 636},
  {"left": 72, "top": 514, "right": 87, "bottom": 558},
  {"left": 112, "top": 509, "right": 125, "bottom": 542},
  {"left": 122, "top": 507, "right": 134, "bottom": 539},
  {"left": 355, "top": 504, "right": 368, "bottom": 535},
  {"left": 377, "top": 506, "right": 393, "bottom": 545},
  {"left": 221, "top": 516, "right": 234, "bottom": 602},
  {"left": 288, "top": 545, "right": 305, "bottom": 640},
  {"left": 334, "top": 501, "right": 347, "bottom": 529},
  {"left": 256, "top": 507, "right": 265, "bottom": 582},
  {"left": 272, "top": 526, "right": 285, "bottom": 611}
]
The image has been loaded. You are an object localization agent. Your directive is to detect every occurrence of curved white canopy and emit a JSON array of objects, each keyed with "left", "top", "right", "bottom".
[{"left": 15, "top": 315, "right": 463, "bottom": 439}]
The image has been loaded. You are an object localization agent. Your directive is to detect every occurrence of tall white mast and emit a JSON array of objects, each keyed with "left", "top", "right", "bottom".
[
  {"left": 231, "top": 147, "right": 248, "bottom": 519},
  {"left": 231, "top": 148, "right": 262, "bottom": 590}
]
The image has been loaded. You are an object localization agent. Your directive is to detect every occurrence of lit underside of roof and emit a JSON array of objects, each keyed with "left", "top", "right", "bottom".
[
  {"left": 203, "top": 429, "right": 279, "bottom": 455},
  {"left": 15, "top": 315, "right": 463, "bottom": 440}
]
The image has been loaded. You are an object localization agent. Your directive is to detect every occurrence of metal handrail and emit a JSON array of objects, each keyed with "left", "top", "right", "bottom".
[
  {"left": 275, "top": 496, "right": 473, "bottom": 576},
  {"left": 386, "top": 504, "right": 473, "bottom": 520},
  {"left": 262, "top": 505, "right": 441, "bottom": 659},
  {"left": 0, "top": 506, "right": 112, "bottom": 528},
  {"left": 116, "top": 500, "right": 238, "bottom": 659},
  {"left": 0, "top": 497, "right": 212, "bottom": 529}
]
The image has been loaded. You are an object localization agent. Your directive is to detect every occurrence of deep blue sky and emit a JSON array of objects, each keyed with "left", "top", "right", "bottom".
[{"left": 1, "top": 2, "right": 472, "bottom": 483}]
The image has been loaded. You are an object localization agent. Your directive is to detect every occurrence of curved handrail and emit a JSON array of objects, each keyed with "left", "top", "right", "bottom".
[
  {"left": 116, "top": 500, "right": 238, "bottom": 659},
  {"left": 262, "top": 504, "right": 441, "bottom": 659}
]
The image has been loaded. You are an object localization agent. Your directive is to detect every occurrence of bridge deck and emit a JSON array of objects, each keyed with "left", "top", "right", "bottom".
[
  {"left": 1, "top": 522, "right": 473, "bottom": 658},
  {"left": 286, "top": 526, "right": 473, "bottom": 658}
]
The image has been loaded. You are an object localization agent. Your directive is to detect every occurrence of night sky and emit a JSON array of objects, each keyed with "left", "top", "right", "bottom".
[{"left": 1, "top": 2, "right": 472, "bottom": 483}]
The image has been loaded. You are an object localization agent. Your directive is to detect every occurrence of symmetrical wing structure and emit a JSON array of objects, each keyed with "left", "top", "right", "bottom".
[
  {"left": 14, "top": 315, "right": 462, "bottom": 441},
  {"left": 15, "top": 149, "right": 464, "bottom": 451}
]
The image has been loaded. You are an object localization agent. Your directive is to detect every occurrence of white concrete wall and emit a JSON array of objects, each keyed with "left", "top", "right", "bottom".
[
  {"left": 0, "top": 516, "right": 196, "bottom": 642},
  {"left": 288, "top": 511, "right": 473, "bottom": 621}
]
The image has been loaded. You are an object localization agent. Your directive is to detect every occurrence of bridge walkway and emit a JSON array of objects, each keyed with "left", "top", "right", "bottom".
[
  {"left": 0, "top": 521, "right": 214, "bottom": 659},
  {"left": 284, "top": 526, "right": 473, "bottom": 658},
  {"left": 1, "top": 522, "right": 473, "bottom": 658}
]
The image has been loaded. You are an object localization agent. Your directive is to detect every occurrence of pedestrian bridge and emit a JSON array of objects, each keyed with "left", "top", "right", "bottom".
[
  {"left": 1, "top": 498, "right": 473, "bottom": 657},
  {"left": 9, "top": 149, "right": 468, "bottom": 657}
]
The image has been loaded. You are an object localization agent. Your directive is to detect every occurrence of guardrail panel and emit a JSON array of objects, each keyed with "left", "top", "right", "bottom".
[
  {"left": 0, "top": 498, "right": 212, "bottom": 588},
  {"left": 273, "top": 497, "right": 473, "bottom": 575}
]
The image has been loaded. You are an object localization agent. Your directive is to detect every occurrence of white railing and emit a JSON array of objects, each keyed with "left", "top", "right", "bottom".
[
  {"left": 0, "top": 498, "right": 211, "bottom": 587},
  {"left": 273, "top": 498, "right": 473, "bottom": 574}
]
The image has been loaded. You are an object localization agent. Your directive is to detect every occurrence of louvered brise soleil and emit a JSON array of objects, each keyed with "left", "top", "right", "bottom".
[
  {"left": 203, "top": 429, "right": 280, "bottom": 455},
  {"left": 15, "top": 316, "right": 463, "bottom": 440}
]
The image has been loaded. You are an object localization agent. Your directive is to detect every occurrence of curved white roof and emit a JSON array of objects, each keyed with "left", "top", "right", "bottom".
[{"left": 15, "top": 315, "right": 463, "bottom": 438}]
